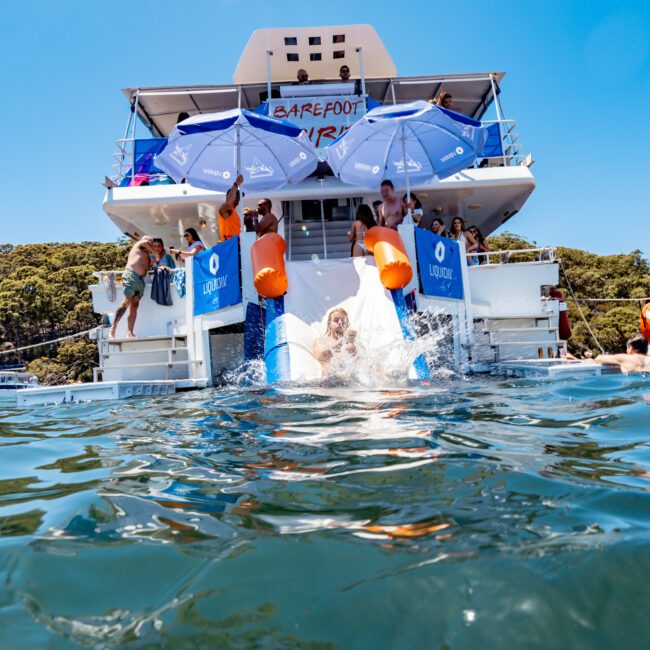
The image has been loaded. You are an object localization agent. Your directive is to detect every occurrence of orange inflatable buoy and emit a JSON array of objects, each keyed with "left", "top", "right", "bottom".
[
  {"left": 364, "top": 226, "right": 413, "bottom": 290},
  {"left": 640, "top": 303, "right": 650, "bottom": 342},
  {"left": 549, "top": 287, "right": 572, "bottom": 340},
  {"left": 250, "top": 233, "right": 288, "bottom": 298}
]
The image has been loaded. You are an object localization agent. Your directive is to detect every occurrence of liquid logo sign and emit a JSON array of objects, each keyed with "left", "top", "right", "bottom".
[
  {"left": 440, "top": 146, "right": 465, "bottom": 163},
  {"left": 288, "top": 151, "right": 308, "bottom": 168},
  {"left": 428, "top": 241, "right": 455, "bottom": 280},
  {"left": 415, "top": 229, "right": 464, "bottom": 300},
  {"left": 193, "top": 237, "right": 242, "bottom": 316},
  {"left": 203, "top": 252, "right": 228, "bottom": 293},
  {"left": 202, "top": 169, "right": 231, "bottom": 180}
]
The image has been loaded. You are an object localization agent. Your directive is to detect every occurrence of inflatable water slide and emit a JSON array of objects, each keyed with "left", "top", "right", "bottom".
[{"left": 247, "top": 228, "right": 430, "bottom": 383}]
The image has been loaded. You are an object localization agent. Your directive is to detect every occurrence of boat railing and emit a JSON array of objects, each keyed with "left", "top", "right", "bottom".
[{"left": 467, "top": 247, "right": 556, "bottom": 266}]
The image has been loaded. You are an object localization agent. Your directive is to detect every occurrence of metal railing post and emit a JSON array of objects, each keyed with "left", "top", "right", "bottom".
[
  {"left": 266, "top": 50, "right": 273, "bottom": 102},
  {"left": 356, "top": 47, "right": 366, "bottom": 97},
  {"left": 320, "top": 200, "right": 328, "bottom": 259},
  {"left": 131, "top": 91, "right": 140, "bottom": 184},
  {"left": 489, "top": 74, "right": 507, "bottom": 167}
]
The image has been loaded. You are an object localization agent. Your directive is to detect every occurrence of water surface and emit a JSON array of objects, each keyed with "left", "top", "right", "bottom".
[{"left": 1, "top": 373, "right": 649, "bottom": 648}]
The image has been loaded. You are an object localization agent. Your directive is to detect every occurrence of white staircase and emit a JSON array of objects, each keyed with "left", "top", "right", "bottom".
[
  {"left": 469, "top": 316, "right": 565, "bottom": 368},
  {"left": 95, "top": 335, "right": 196, "bottom": 382},
  {"left": 288, "top": 220, "right": 352, "bottom": 261}
]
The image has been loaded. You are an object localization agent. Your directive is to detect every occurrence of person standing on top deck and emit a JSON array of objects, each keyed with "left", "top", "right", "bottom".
[
  {"left": 108, "top": 236, "right": 158, "bottom": 340},
  {"left": 254, "top": 199, "right": 278, "bottom": 237},
  {"left": 295, "top": 69, "right": 310, "bottom": 85},
  {"left": 378, "top": 180, "right": 404, "bottom": 230},
  {"left": 217, "top": 175, "right": 243, "bottom": 242},
  {"left": 339, "top": 64, "right": 362, "bottom": 95}
]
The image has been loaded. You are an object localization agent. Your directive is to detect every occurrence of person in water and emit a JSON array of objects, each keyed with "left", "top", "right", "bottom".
[
  {"left": 378, "top": 179, "right": 404, "bottom": 230},
  {"left": 109, "top": 236, "right": 158, "bottom": 339},
  {"left": 313, "top": 308, "right": 358, "bottom": 372},
  {"left": 348, "top": 204, "right": 376, "bottom": 257},
  {"left": 595, "top": 334, "right": 650, "bottom": 373}
]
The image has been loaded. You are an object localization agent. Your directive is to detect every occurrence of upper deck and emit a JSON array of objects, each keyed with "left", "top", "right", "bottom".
[{"left": 105, "top": 25, "right": 534, "bottom": 253}]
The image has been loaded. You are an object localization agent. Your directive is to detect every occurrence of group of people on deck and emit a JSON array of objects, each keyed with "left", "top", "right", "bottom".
[{"left": 348, "top": 179, "right": 489, "bottom": 264}]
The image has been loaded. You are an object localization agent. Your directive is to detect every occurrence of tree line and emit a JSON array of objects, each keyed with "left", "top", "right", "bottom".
[{"left": 0, "top": 236, "right": 648, "bottom": 384}]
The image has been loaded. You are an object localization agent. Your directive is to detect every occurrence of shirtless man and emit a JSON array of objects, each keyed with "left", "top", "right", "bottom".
[
  {"left": 595, "top": 334, "right": 650, "bottom": 373},
  {"left": 313, "top": 308, "right": 357, "bottom": 376},
  {"left": 378, "top": 179, "right": 404, "bottom": 230},
  {"left": 255, "top": 198, "right": 279, "bottom": 237},
  {"left": 108, "top": 236, "right": 158, "bottom": 339}
]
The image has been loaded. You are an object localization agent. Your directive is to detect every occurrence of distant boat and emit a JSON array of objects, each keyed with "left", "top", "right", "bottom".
[{"left": 0, "top": 369, "right": 40, "bottom": 391}]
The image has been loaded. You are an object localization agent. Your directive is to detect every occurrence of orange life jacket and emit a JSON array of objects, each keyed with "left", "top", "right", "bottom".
[{"left": 218, "top": 208, "right": 241, "bottom": 242}]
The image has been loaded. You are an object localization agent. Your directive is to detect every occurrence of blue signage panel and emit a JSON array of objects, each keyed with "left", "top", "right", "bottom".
[
  {"left": 193, "top": 236, "right": 242, "bottom": 316},
  {"left": 415, "top": 229, "right": 464, "bottom": 300}
]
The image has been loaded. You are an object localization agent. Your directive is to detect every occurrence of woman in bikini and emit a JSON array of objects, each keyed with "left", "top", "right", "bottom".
[{"left": 348, "top": 204, "right": 377, "bottom": 257}]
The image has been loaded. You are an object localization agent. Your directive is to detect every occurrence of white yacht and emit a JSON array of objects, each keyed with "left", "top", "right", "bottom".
[
  {"left": 0, "top": 369, "right": 39, "bottom": 392},
  {"left": 19, "top": 25, "right": 599, "bottom": 405}
]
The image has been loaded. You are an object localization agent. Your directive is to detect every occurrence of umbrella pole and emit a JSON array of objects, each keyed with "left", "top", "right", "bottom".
[
  {"left": 401, "top": 129, "right": 412, "bottom": 223},
  {"left": 235, "top": 122, "right": 242, "bottom": 180}
]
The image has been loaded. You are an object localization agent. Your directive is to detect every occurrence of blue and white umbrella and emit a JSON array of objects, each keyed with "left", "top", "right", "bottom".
[
  {"left": 154, "top": 108, "right": 318, "bottom": 192},
  {"left": 325, "top": 100, "right": 487, "bottom": 208}
]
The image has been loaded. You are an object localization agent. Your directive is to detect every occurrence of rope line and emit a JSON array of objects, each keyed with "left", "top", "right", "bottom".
[
  {"left": 559, "top": 259, "right": 605, "bottom": 354},
  {"left": 565, "top": 297, "right": 650, "bottom": 303},
  {"left": 0, "top": 327, "right": 101, "bottom": 356}
]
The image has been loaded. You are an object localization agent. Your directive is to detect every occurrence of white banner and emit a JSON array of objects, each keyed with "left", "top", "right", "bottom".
[{"left": 268, "top": 95, "right": 367, "bottom": 155}]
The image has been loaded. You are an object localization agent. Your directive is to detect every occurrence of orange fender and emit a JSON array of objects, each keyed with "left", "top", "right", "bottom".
[
  {"left": 641, "top": 303, "right": 650, "bottom": 343},
  {"left": 251, "top": 233, "right": 288, "bottom": 298},
  {"left": 364, "top": 227, "right": 413, "bottom": 290}
]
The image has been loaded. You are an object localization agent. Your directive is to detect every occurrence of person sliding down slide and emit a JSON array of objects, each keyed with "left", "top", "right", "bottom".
[{"left": 313, "top": 308, "right": 359, "bottom": 378}]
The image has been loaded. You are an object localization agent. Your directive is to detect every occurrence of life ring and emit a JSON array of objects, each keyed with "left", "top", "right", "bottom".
[
  {"left": 640, "top": 303, "right": 650, "bottom": 343},
  {"left": 550, "top": 287, "right": 572, "bottom": 340}
]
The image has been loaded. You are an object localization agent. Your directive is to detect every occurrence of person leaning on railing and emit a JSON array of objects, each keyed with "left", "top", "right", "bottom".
[
  {"left": 468, "top": 226, "right": 490, "bottom": 264},
  {"left": 449, "top": 217, "right": 479, "bottom": 264},
  {"left": 169, "top": 228, "right": 205, "bottom": 263}
]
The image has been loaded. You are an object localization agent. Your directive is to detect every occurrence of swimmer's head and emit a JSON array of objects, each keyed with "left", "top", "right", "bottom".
[
  {"left": 326, "top": 308, "right": 350, "bottom": 338},
  {"left": 627, "top": 333, "right": 649, "bottom": 355}
]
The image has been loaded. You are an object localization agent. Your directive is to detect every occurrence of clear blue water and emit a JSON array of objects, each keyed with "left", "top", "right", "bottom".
[{"left": 1, "top": 373, "right": 650, "bottom": 649}]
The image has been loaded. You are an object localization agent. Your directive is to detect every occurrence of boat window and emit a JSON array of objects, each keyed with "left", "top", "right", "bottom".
[
  {"left": 286, "top": 53, "right": 299, "bottom": 62},
  {"left": 310, "top": 53, "right": 322, "bottom": 61},
  {"left": 284, "top": 37, "right": 297, "bottom": 46},
  {"left": 333, "top": 34, "right": 345, "bottom": 44},
  {"left": 333, "top": 50, "right": 345, "bottom": 59},
  {"left": 308, "top": 36, "right": 321, "bottom": 46}
]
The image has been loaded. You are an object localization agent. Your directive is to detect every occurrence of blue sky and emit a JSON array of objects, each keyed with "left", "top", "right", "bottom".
[{"left": 1, "top": 0, "right": 648, "bottom": 255}]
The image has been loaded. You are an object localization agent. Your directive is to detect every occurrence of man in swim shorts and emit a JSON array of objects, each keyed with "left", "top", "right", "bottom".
[
  {"left": 595, "top": 334, "right": 650, "bottom": 373},
  {"left": 108, "top": 236, "right": 158, "bottom": 339}
]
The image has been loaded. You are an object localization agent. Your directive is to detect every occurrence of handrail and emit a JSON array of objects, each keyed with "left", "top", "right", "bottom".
[{"left": 467, "top": 247, "right": 557, "bottom": 265}]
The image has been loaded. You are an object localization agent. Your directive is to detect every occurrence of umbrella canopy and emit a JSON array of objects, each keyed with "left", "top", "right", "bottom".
[
  {"left": 154, "top": 109, "right": 318, "bottom": 192},
  {"left": 325, "top": 100, "right": 487, "bottom": 189}
]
